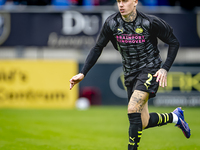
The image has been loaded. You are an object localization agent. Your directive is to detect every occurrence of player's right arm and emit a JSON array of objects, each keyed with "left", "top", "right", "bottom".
[
  {"left": 69, "top": 18, "right": 113, "bottom": 90},
  {"left": 80, "top": 20, "right": 112, "bottom": 76}
]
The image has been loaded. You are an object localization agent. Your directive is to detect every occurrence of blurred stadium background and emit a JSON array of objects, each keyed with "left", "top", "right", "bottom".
[{"left": 0, "top": 0, "right": 200, "bottom": 149}]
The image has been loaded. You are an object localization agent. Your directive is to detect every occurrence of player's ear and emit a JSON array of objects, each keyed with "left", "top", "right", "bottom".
[{"left": 133, "top": 0, "right": 138, "bottom": 6}]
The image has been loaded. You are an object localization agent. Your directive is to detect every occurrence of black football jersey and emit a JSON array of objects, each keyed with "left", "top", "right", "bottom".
[{"left": 81, "top": 10, "right": 179, "bottom": 78}]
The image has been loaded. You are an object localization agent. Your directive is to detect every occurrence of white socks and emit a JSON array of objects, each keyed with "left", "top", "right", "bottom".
[{"left": 171, "top": 112, "right": 178, "bottom": 124}]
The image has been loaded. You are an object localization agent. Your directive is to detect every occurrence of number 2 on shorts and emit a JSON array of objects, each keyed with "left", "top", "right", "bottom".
[{"left": 144, "top": 73, "right": 153, "bottom": 90}]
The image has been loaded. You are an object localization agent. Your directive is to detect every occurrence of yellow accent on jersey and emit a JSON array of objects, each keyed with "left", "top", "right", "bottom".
[
  {"left": 135, "top": 27, "right": 143, "bottom": 34},
  {"left": 118, "top": 28, "right": 123, "bottom": 33}
]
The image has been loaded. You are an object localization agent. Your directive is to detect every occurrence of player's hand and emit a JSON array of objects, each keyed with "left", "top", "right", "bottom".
[
  {"left": 69, "top": 73, "right": 84, "bottom": 90},
  {"left": 153, "top": 68, "right": 167, "bottom": 87}
]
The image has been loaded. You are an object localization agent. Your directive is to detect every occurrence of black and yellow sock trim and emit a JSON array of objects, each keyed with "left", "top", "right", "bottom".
[
  {"left": 157, "top": 113, "right": 170, "bottom": 126},
  {"left": 145, "top": 112, "right": 173, "bottom": 129},
  {"left": 128, "top": 113, "right": 142, "bottom": 150}
]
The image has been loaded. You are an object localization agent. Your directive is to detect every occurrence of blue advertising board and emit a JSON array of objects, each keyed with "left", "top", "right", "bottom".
[{"left": 0, "top": 10, "right": 200, "bottom": 47}]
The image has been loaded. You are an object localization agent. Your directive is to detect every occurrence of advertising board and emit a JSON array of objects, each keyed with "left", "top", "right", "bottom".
[
  {"left": 79, "top": 64, "right": 200, "bottom": 106},
  {"left": 0, "top": 60, "right": 78, "bottom": 108},
  {"left": 0, "top": 10, "right": 200, "bottom": 47}
]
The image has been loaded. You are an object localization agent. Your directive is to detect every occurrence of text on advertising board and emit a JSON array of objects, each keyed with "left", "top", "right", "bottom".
[{"left": 0, "top": 60, "right": 78, "bottom": 108}]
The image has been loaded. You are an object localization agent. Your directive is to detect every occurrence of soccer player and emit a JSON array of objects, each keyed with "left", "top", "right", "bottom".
[{"left": 69, "top": 0, "right": 191, "bottom": 149}]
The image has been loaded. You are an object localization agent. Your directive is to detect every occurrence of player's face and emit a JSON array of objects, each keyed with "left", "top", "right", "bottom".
[{"left": 117, "top": 0, "right": 138, "bottom": 17}]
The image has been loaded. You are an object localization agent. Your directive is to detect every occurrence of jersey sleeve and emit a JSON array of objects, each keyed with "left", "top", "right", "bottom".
[
  {"left": 80, "top": 19, "right": 113, "bottom": 76},
  {"left": 151, "top": 16, "right": 180, "bottom": 71}
]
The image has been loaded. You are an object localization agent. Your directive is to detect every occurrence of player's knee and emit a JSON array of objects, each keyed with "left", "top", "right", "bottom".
[{"left": 128, "top": 106, "right": 140, "bottom": 113}]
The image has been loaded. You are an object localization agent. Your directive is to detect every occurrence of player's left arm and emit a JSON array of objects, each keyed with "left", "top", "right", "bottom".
[
  {"left": 151, "top": 16, "right": 180, "bottom": 87},
  {"left": 153, "top": 68, "right": 167, "bottom": 87}
]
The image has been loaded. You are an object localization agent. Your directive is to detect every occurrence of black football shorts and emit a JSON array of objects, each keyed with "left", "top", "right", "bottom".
[{"left": 126, "top": 67, "right": 160, "bottom": 101}]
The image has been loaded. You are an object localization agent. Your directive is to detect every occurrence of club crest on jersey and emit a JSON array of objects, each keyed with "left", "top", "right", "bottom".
[{"left": 135, "top": 27, "right": 143, "bottom": 34}]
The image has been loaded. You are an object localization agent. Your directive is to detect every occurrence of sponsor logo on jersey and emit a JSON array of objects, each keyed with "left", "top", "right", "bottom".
[{"left": 116, "top": 34, "right": 145, "bottom": 44}]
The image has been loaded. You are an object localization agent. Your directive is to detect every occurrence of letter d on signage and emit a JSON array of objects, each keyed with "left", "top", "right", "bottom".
[{"left": 62, "top": 11, "right": 85, "bottom": 35}]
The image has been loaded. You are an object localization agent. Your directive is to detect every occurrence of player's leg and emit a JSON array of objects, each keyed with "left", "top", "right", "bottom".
[
  {"left": 144, "top": 107, "right": 191, "bottom": 138},
  {"left": 127, "top": 90, "right": 149, "bottom": 150},
  {"left": 140, "top": 102, "right": 189, "bottom": 138},
  {"left": 136, "top": 68, "right": 176, "bottom": 129},
  {"left": 144, "top": 111, "right": 174, "bottom": 129},
  {"left": 140, "top": 68, "right": 191, "bottom": 138},
  {"left": 141, "top": 101, "right": 150, "bottom": 129}
]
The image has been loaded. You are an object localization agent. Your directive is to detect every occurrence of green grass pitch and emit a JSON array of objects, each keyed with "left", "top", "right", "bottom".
[{"left": 0, "top": 106, "right": 199, "bottom": 150}]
